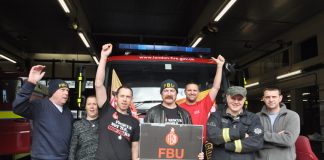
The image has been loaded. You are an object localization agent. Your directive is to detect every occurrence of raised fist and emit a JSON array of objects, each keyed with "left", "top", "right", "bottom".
[{"left": 101, "top": 43, "right": 113, "bottom": 57}]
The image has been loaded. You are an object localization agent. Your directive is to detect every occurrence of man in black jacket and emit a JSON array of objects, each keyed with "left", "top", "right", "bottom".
[
  {"left": 207, "top": 86, "right": 263, "bottom": 160},
  {"left": 144, "top": 79, "right": 191, "bottom": 124},
  {"left": 144, "top": 79, "right": 204, "bottom": 159}
]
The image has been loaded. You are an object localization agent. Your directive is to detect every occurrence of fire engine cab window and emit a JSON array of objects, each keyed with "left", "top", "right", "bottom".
[
  {"left": 0, "top": 80, "right": 19, "bottom": 110},
  {"left": 107, "top": 60, "right": 223, "bottom": 114}
]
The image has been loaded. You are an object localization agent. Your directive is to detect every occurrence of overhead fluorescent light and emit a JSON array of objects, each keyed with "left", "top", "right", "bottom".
[
  {"left": 58, "top": 0, "right": 70, "bottom": 13},
  {"left": 0, "top": 54, "right": 17, "bottom": 63},
  {"left": 92, "top": 56, "right": 99, "bottom": 65},
  {"left": 287, "top": 94, "right": 291, "bottom": 98},
  {"left": 302, "top": 92, "right": 310, "bottom": 96},
  {"left": 191, "top": 37, "right": 203, "bottom": 48},
  {"left": 245, "top": 82, "right": 259, "bottom": 88},
  {"left": 302, "top": 99, "right": 308, "bottom": 102},
  {"left": 214, "top": 0, "right": 237, "bottom": 22},
  {"left": 78, "top": 32, "right": 90, "bottom": 48},
  {"left": 276, "top": 70, "right": 302, "bottom": 80}
]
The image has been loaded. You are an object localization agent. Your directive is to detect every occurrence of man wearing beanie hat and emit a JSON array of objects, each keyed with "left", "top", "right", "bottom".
[
  {"left": 13, "top": 65, "right": 73, "bottom": 160},
  {"left": 206, "top": 86, "right": 264, "bottom": 160},
  {"left": 145, "top": 79, "right": 191, "bottom": 124}
]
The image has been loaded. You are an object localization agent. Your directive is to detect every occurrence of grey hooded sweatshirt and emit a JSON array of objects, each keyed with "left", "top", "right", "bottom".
[{"left": 256, "top": 103, "right": 300, "bottom": 160}]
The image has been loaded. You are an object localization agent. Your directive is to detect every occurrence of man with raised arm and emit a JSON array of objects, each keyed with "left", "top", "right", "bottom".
[
  {"left": 95, "top": 43, "right": 140, "bottom": 160},
  {"left": 13, "top": 65, "right": 73, "bottom": 160},
  {"left": 179, "top": 55, "right": 225, "bottom": 143}
]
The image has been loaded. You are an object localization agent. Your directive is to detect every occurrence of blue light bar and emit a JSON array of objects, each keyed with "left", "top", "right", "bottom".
[{"left": 119, "top": 43, "right": 211, "bottom": 54}]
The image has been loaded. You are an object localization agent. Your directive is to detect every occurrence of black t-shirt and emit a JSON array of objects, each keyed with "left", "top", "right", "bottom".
[
  {"left": 164, "top": 107, "right": 183, "bottom": 124},
  {"left": 96, "top": 102, "right": 140, "bottom": 160}
]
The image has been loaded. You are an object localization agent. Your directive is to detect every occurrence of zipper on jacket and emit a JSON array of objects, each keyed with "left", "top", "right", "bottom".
[
  {"left": 265, "top": 115, "right": 273, "bottom": 132},
  {"left": 162, "top": 109, "right": 165, "bottom": 123},
  {"left": 178, "top": 110, "right": 184, "bottom": 124}
]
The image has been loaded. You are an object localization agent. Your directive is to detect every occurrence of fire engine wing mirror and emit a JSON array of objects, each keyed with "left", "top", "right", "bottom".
[{"left": 224, "top": 62, "right": 236, "bottom": 76}]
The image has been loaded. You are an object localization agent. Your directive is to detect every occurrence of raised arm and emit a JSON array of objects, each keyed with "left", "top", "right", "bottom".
[
  {"left": 12, "top": 65, "right": 46, "bottom": 118},
  {"left": 95, "top": 44, "right": 112, "bottom": 108},
  {"left": 208, "top": 55, "right": 225, "bottom": 100}
]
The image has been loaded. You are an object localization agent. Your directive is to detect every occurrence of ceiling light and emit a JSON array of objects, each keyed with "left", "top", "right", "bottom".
[
  {"left": 92, "top": 56, "right": 99, "bottom": 65},
  {"left": 214, "top": 0, "right": 237, "bottom": 22},
  {"left": 72, "top": 22, "right": 78, "bottom": 30},
  {"left": 302, "top": 99, "right": 308, "bottom": 102},
  {"left": 78, "top": 32, "right": 90, "bottom": 48},
  {"left": 0, "top": 54, "right": 17, "bottom": 63},
  {"left": 58, "top": 0, "right": 70, "bottom": 13},
  {"left": 245, "top": 82, "right": 259, "bottom": 88},
  {"left": 276, "top": 70, "right": 302, "bottom": 79},
  {"left": 191, "top": 37, "right": 203, "bottom": 48},
  {"left": 302, "top": 93, "right": 310, "bottom": 96}
]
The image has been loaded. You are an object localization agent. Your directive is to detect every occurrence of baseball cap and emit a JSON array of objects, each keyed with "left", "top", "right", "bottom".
[{"left": 226, "top": 86, "right": 247, "bottom": 97}]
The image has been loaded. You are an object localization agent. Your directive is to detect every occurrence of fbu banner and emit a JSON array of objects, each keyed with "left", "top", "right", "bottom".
[{"left": 139, "top": 123, "right": 203, "bottom": 160}]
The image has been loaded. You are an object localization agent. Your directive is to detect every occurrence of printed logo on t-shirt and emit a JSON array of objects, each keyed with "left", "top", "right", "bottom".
[
  {"left": 107, "top": 120, "right": 133, "bottom": 141},
  {"left": 193, "top": 110, "right": 200, "bottom": 114},
  {"left": 166, "top": 118, "right": 183, "bottom": 124},
  {"left": 164, "top": 107, "right": 183, "bottom": 124}
]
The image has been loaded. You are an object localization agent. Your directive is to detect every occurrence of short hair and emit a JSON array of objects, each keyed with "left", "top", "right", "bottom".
[
  {"left": 185, "top": 81, "right": 200, "bottom": 90},
  {"left": 86, "top": 95, "right": 96, "bottom": 102},
  {"left": 263, "top": 87, "right": 282, "bottom": 95},
  {"left": 116, "top": 85, "right": 133, "bottom": 96}
]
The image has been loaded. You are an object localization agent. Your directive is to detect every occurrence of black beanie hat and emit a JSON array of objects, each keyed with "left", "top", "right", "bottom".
[
  {"left": 48, "top": 79, "right": 69, "bottom": 97},
  {"left": 160, "top": 79, "right": 178, "bottom": 93}
]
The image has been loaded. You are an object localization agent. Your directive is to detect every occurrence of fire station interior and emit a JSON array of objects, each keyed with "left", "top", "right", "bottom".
[{"left": 1, "top": 0, "right": 324, "bottom": 159}]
